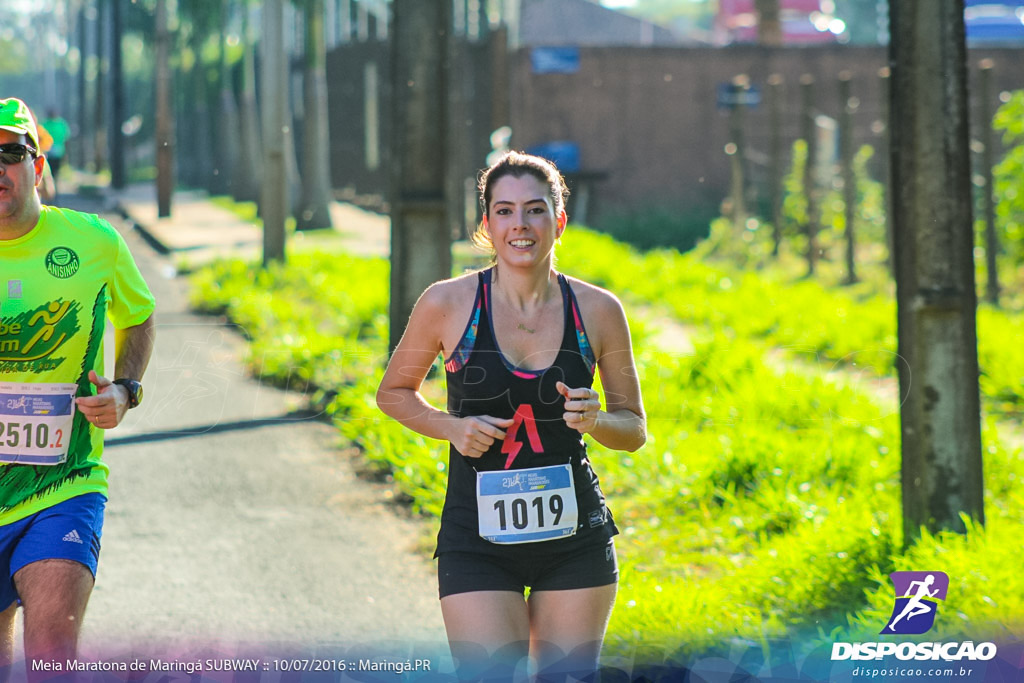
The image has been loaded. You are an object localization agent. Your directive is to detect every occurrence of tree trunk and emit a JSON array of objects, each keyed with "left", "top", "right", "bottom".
[
  {"left": 755, "top": 0, "right": 783, "bottom": 47},
  {"left": 262, "top": 0, "right": 288, "bottom": 264},
  {"left": 155, "top": 0, "right": 173, "bottom": 217},
  {"left": 768, "top": 73, "right": 783, "bottom": 257},
  {"left": 388, "top": 0, "right": 452, "bottom": 354},
  {"left": 977, "top": 59, "right": 1000, "bottom": 306},
  {"left": 839, "top": 71, "right": 858, "bottom": 284},
  {"left": 890, "top": 0, "right": 984, "bottom": 544},
  {"left": 800, "top": 74, "right": 819, "bottom": 276},
  {"left": 296, "top": 0, "right": 334, "bottom": 230},
  {"left": 212, "top": 0, "right": 240, "bottom": 196},
  {"left": 109, "top": 0, "right": 126, "bottom": 188},
  {"left": 233, "top": 0, "right": 262, "bottom": 203}
]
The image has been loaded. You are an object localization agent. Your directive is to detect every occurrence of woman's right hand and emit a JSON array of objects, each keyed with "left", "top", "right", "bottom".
[{"left": 447, "top": 415, "right": 515, "bottom": 458}]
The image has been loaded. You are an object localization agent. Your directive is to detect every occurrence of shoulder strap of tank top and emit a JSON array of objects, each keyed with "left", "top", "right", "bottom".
[
  {"left": 443, "top": 270, "right": 488, "bottom": 373},
  {"left": 559, "top": 273, "right": 598, "bottom": 374}
]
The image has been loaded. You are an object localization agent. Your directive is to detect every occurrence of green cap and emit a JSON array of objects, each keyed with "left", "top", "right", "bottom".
[{"left": 0, "top": 98, "right": 39, "bottom": 150}]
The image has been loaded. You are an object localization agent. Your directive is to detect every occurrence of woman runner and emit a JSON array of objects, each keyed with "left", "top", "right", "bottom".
[{"left": 377, "top": 151, "right": 646, "bottom": 680}]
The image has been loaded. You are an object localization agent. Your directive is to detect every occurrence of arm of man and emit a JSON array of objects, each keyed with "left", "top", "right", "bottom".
[
  {"left": 559, "top": 290, "right": 646, "bottom": 452},
  {"left": 376, "top": 284, "right": 512, "bottom": 458},
  {"left": 76, "top": 315, "right": 155, "bottom": 427}
]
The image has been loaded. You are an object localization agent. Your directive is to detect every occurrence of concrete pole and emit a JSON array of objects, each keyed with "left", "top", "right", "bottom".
[
  {"left": 890, "top": 0, "right": 984, "bottom": 542},
  {"left": 262, "top": 0, "right": 288, "bottom": 264},
  {"left": 154, "top": 0, "right": 173, "bottom": 217},
  {"left": 388, "top": 0, "right": 452, "bottom": 354},
  {"left": 978, "top": 59, "right": 1000, "bottom": 306}
]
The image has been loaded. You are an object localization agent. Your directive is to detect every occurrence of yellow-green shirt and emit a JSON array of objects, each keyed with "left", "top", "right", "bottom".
[{"left": 0, "top": 205, "right": 155, "bottom": 523}]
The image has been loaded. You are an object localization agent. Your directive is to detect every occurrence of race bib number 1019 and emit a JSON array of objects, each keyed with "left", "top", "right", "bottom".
[
  {"left": 477, "top": 464, "right": 578, "bottom": 544},
  {"left": 0, "top": 383, "right": 77, "bottom": 466}
]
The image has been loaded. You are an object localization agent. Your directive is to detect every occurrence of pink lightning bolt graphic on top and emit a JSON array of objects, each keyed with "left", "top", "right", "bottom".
[{"left": 501, "top": 404, "right": 544, "bottom": 469}]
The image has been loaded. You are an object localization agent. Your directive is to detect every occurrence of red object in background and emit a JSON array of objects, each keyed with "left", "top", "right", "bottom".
[{"left": 716, "top": 0, "right": 840, "bottom": 45}]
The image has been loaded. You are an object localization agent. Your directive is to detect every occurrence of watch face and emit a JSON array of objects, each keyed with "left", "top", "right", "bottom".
[{"left": 115, "top": 379, "right": 143, "bottom": 408}]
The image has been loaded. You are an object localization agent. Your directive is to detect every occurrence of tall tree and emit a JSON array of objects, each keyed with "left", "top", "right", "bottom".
[
  {"left": 890, "top": 0, "right": 983, "bottom": 543},
  {"left": 295, "top": 0, "right": 334, "bottom": 230}
]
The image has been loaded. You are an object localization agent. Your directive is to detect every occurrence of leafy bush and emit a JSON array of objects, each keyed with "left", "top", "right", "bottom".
[{"left": 596, "top": 203, "right": 716, "bottom": 253}]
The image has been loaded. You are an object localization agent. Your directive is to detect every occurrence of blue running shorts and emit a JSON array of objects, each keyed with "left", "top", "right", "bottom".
[{"left": 0, "top": 493, "right": 106, "bottom": 610}]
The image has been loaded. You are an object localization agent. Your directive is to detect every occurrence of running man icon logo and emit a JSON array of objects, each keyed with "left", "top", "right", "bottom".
[{"left": 881, "top": 571, "right": 949, "bottom": 635}]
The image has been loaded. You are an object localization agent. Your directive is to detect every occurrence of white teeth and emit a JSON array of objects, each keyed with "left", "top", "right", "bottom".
[{"left": 510, "top": 239, "right": 534, "bottom": 247}]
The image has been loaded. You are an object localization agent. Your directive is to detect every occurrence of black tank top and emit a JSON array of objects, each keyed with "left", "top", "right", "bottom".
[{"left": 435, "top": 267, "right": 618, "bottom": 556}]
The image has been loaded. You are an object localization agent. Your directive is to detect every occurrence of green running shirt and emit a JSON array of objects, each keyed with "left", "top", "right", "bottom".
[{"left": 0, "top": 205, "right": 155, "bottom": 522}]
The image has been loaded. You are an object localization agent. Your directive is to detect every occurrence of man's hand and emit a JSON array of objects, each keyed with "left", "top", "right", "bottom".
[{"left": 75, "top": 370, "right": 129, "bottom": 430}]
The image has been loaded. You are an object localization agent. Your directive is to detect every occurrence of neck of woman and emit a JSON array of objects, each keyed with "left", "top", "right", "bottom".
[{"left": 492, "top": 263, "right": 557, "bottom": 313}]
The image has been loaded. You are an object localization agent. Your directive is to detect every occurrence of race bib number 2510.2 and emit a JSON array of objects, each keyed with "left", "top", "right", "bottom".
[{"left": 0, "top": 383, "right": 77, "bottom": 466}]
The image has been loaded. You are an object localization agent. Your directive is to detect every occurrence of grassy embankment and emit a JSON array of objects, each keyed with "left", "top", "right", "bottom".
[{"left": 189, "top": 228, "right": 1023, "bottom": 662}]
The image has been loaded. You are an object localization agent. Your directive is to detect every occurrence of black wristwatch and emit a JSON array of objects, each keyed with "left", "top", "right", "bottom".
[{"left": 113, "top": 378, "right": 144, "bottom": 409}]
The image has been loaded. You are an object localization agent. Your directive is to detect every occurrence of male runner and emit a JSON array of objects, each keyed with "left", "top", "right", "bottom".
[{"left": 0, "top": 97, "right": 155, "bottom": 678}]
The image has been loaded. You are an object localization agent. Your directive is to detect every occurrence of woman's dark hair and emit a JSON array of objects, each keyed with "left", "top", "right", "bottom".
[{"left": 471, "top": 151, "right": 570, "bottom": 253}]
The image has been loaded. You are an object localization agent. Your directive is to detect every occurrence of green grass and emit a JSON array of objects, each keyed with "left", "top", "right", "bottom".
[{"left": 188, "top": 227, "right": 1024, "bottom": 662}]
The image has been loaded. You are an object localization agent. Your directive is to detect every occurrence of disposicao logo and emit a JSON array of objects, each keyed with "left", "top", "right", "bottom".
[
  {"left": 881, "top": 570, "right": 949, "bottom": 635},
  {"left": 831, "top": 570, "right": 998, "bottom": 663}
]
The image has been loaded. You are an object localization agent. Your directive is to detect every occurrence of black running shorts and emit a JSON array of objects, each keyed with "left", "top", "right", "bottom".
[{"left": 437, "top": 539, "right": 618, "bottom": 598}]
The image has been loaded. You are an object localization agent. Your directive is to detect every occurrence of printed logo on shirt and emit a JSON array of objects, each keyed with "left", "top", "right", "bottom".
[
  {"left": 7, "top": 280, "right": 21, "bottom": 299},
  {"left": 0, "top": 299, "right": 80, "bottom": 372},
  {"left": 45, "top": 247, "right": 80, "bottom": 279}
]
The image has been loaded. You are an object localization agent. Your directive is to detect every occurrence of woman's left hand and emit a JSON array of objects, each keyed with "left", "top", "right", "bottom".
[{"left": 556, "top": 381, "right": 600, "bottom": 434}]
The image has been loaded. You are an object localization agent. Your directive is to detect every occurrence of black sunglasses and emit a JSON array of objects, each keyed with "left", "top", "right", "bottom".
[{"left": 0, "top": 143, "right": 38, "bottom": 165}]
